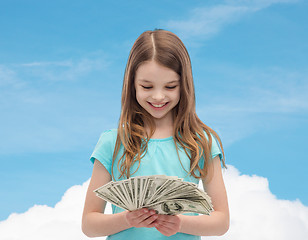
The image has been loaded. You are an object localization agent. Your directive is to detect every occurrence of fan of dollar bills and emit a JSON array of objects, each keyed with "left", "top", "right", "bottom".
[{"left": 94, "top": 175, "right": 214, "bottom": 215}]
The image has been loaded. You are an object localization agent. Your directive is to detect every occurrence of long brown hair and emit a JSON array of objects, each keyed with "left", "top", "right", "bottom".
[{"left": 112, "top": 29, "right": 226, "bottom": 180}]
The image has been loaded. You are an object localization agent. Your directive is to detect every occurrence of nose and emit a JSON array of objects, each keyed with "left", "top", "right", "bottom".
[{"left": 152, "top": 90, "right": 165, "bottom": 101}]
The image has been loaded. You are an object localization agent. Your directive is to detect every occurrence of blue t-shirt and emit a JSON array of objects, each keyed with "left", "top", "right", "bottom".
[{"left": 90, "top": 129, "right": 223, "bottom": 240}]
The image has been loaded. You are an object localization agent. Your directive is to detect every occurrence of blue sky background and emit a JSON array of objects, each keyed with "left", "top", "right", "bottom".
[{"left": 0, "top": 0, "right": 307, "bottom": 221}]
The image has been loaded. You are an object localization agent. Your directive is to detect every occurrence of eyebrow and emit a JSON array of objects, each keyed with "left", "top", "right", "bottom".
[{"left": 138, "top": 79, "right": 179, "bottom": 84}]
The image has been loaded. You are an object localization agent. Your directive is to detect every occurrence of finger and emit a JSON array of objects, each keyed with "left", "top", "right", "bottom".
[
  {"left": 155, "top": 220, "right": 174, "bottom": 230},
  {"left": 142, "top": 214, "right": 158, "bottom": 227},
  {"left": 134, "top": 209, "right": 156, "bottom": 224},
  {"left": 155, "top": 222, "right": 175, "bottom": 236},
  {"left": 156, "top": 215, "right": 179, "bottom": 225},
  {"left": 129, "top": 208, "right": 150, "bottom": 220},
  {"left": 155, "top": 215, "right": 181, "bottom": 234}
]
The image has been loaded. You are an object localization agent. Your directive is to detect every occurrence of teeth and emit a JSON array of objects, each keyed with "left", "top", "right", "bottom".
[{"left": 152, "top": 103, "right": 166, "bottom": 107}]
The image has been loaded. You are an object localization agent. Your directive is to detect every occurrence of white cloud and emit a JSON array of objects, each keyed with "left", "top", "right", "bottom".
[
  {"left": 166, "top": 5, "right": 251, "bottom": 40},
  {"left": 0, "top": 51, "right": 111, "bottom": 91},
  {"left": 0, "top": 65, "right": 25, "bottom": 88},
  {"left": 1, "top": 165, "right": 307, "bottom": 240},
  {"left": 165, "top": 0, "right": 299, "bottom": 40},
  {"left": 15, "top": 54, "right": 110, "bottom": 82},
  {"left": 0, "top": 180, "right": 110, "bottom": 240},
  {"left": 205, "top": 165, "right": 308, "bottom": 240},
  {"left": 19, "top": 60, "right": 73, "bottom": 67}
]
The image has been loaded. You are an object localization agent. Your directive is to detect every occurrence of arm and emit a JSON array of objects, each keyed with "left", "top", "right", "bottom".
[
  {"left": 154, "top": 155, "right": 230, "bottom": 236},
  {"left": 82, "top": 159, "right": 158, "bottom": 237},
  {"left": 82, "top": 159, "right": 129, "bottom": 237}
]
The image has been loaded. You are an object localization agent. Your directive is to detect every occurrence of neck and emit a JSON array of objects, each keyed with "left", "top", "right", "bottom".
[{"left": 146, "top": 112, "right": 174, "bottom": 138}]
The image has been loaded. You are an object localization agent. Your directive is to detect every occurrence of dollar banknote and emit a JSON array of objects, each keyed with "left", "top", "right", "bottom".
[{"left": 94, "top": 175, "right": 214, "bottom": 215}]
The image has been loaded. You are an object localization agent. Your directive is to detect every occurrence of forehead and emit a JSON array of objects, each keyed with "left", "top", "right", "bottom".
[{"left": 135, "top": 60, "right": 180, "bottom": 83}]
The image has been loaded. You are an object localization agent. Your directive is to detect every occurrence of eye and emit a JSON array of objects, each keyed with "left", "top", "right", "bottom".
[
  {"left": 166, "top": 86, "right": 177, "bottom": 89},
  {"left": 141, "top": 85, "right": 152, "bottom": 89}
]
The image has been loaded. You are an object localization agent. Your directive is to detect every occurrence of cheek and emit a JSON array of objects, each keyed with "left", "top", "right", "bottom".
[
  {"left": 135, "top": 88, "right": 146, "bottom": 103},
  {"left": 173, "top": 89, "right": 181, "bottom": 102},
  {"left": 135, "top": 91, "right": 141, "bottom": 104}
]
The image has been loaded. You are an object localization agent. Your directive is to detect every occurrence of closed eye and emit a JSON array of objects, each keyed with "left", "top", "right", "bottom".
[
  {"left": 141, "top": 86, "right": 152, "bottom": 89},
  {"left": 166, "top": 86, "right": 177, "bottom": 89},
  {"left": 141, "top": 85, "right": 177, "bottom": 90}
]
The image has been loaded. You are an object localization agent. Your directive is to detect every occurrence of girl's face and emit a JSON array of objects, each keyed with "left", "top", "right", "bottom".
[{"left": 134, "top": 60, "right": 180, "bottom": 124}]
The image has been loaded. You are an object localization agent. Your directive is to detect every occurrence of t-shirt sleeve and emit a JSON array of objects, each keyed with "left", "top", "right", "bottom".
[
  {"left": 90, "top": 129, "right": 116, "bottom": 175},
  {"left": 210, "top": 133, "right": 223, "bottom": 161},
  {"left": 199, "top": 132, "right": 224, "bottom": 170}
]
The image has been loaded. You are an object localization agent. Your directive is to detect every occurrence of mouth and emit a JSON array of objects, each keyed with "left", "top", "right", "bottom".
[{"left": 148, "top": 102, "right": 169, "bottom": 109}]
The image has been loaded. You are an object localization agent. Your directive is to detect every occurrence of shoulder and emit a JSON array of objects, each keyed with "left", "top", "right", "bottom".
[
  {"left": 99, "top": 128, "right": 118, "bottom": 142},
  {"left": 98, "top": 128, "right": 118, "bottom": 140},
  {"left": 93, "top": 128, "right": 118, "bottom": 153},
  {"left": 90, "top": 129, "right": 119, "bottom": 166},
  {"left": 200, "top": 129, "right": 217, "bottom": 143},
  {"left": 100, "top": 128, "right": 118, "bottom": 136}
]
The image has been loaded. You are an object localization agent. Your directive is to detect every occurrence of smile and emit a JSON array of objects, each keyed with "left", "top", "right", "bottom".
[{"left": 148, "top": 102, "right": 169, "bottom": 109}]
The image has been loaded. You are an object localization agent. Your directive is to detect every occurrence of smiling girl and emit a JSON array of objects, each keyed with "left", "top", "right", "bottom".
[{"left": 82, "top": 29, "right": 229, "bottom": 240}]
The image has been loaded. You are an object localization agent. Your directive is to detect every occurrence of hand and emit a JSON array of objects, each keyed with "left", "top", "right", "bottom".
[
  {"left": 154, "top": 214, "right": 182, "bottom": 236},
  {"left": 125, "top": 208, "right": 158, "bottom": 228}
]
